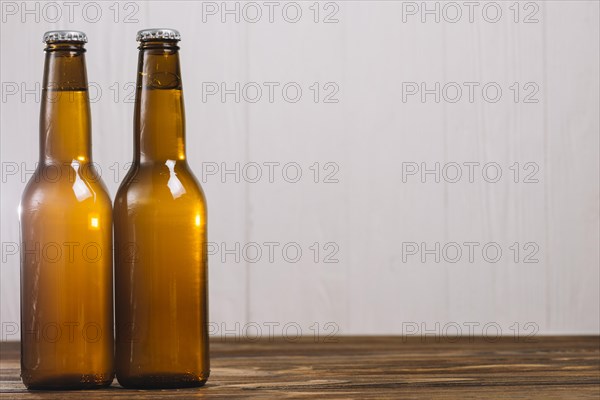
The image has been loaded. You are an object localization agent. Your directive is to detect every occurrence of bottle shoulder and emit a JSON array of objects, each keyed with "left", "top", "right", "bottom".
[
  {"left": 114, "top": 160, "right": 206, "bottom": 208},
  {"left": 20, "top": 163, "right": 112, "bottom": 211}
]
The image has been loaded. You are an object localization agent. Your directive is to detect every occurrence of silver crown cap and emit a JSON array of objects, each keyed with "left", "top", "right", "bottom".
[
  {"left": 136, "top": 28, "right": 181, "bottom": 42},
  {"left": 43, "top": 30, "right": 87, "bottom": 44}
]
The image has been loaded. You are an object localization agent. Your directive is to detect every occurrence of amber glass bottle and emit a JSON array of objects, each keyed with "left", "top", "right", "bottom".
[
  {"left": 114, "top": 29, "right": 209, "bottom": 389},
  {"left": 19, "top": 31, "right": 114, "bottom": 390}
]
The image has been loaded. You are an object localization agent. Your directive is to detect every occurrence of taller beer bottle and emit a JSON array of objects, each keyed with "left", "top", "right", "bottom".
[
  {"left": 114, "top": 29, "right": 209, "bottom": 388},
  {"left": 19, "top": 31, "right": 114, "bottom": 389}
]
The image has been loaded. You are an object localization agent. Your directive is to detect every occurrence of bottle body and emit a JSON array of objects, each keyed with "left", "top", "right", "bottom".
[
  {"left": 20, "top": 165, "right": 114, "bottom": 389},
  {"left": 20, "top": 35, "right": 114, "bottom": 390},
  {"left": 114, "top": 162, "right": 209, "bottom": 388},
  {"left": 114, "top": 32, "right": 209, "bottom": 388}
]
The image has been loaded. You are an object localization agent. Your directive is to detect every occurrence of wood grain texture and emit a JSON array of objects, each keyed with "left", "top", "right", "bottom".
[{"left": 1, "top": 336, "right": 599, "bottom": 399}]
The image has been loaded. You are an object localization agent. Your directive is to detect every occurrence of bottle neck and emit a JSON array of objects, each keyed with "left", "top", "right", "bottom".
[
  {"left": 134, "top": 41, "right": 186, "bottom": 164},
  {"left": 40, "top": 43, "right": 91, "bottom": 164}
]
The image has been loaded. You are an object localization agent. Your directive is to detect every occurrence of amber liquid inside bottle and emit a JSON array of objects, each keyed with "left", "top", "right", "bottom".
[
  {"left": 19, "top": 41, "right": 114, "bottom": 389},
  {"left": 114, "top": 39, "right": 209, "bottom": 389}
]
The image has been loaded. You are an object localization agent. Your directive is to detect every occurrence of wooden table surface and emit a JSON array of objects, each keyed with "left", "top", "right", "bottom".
[{"left": 1, "top": 336, "right": 599, "bottom": 399}]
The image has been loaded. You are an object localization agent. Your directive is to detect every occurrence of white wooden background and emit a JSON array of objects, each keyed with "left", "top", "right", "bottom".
[{"left": 1, "top": 1, "right": 598, "bottom": 339}]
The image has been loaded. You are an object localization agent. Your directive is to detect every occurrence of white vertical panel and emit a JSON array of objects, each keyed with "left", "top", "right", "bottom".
[
  {"left": 0, "top": 1, "right": 598, "bottom": 337},
  {"left": 544, "top": 0, "right": 600, "bottom": 333}
]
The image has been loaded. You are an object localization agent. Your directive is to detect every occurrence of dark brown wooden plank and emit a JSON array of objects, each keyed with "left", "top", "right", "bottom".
[{"left": 1, "top": 336, "right": 599, "bottom": 399}]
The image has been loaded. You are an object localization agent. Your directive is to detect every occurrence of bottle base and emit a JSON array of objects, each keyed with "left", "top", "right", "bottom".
[
  {"left": 22, "top": 373, "right": 114, "bottom": 390},
  {"left": 117, "top": 372, "right": 209, "bottom": 389}
]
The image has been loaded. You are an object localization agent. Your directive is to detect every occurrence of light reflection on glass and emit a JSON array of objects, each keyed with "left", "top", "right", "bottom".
[
  {"left": 165, "top": 159, "right": 186, "bottom": 199},
  {"left": 71, "top": 159, "right": 92, "bottom": 202}
]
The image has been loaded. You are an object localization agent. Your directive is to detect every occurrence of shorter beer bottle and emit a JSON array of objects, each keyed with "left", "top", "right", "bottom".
[{"left": 20, "top": 31, "right": 114, "bottom": 389}]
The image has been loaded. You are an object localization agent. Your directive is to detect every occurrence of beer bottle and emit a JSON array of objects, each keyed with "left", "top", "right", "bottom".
[
  {"left": 114, "top": 29, "right": 209, "bottom": 388},
  {"left": 19, "top": 31, "right": 114, "bottom": 389}
]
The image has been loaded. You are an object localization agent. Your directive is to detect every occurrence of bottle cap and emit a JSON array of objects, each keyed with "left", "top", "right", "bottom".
[
  {"left": 136, "top": 28, "right": 181, "bottom": 42},
  {"left": 43, "top": 30, "right": 87, "bottom": 44}
]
